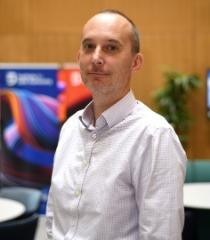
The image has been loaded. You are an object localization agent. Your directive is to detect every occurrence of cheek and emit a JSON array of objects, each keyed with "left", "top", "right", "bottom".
[
  {"left": 79, "top": 58, "right": 86, "bottom": 68},
  {"left": 79, "top": 54, "right": 90, "bottom": 67},
  {"left": 79, "top": 61, "right": 89, "bottom": 77},
  {"left": 115, "top": 60, "right": 133, "bottom": 75}
]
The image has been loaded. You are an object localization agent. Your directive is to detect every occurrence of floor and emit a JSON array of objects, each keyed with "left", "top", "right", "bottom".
[{"left": 35, "top": 215, "right": 46, "bottom": 240}]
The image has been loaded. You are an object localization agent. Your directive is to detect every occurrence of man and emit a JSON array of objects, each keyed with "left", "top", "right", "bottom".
[{"left": 46, "top": 9, "right": 186, "bottom": 240}]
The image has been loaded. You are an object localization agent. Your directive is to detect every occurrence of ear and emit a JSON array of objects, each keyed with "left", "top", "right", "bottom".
[{"left": 131, "top": 53, "right": 144, "bottom": 72}]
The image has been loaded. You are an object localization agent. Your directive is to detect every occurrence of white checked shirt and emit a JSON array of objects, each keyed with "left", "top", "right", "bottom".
[{"left": 46, "top": 91, "right": 186, "bottom": 240}]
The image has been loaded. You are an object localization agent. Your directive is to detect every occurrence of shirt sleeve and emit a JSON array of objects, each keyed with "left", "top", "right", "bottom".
[
  {"left": 46, "top": 186, "right": 54, "bottom": 239},
  {"left": 45, "top": 120, "right": 67, "bottom": 239},
  {"left": 133, "top": 127, "right": 187, "bottom": 240}
]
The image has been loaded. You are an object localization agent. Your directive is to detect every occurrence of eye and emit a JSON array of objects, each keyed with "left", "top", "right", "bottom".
[
  {"left": 105, "top": 44, "right": 119, "bottom": 53},
  {"left": 83, "top": 42, "right": 95, "bottom": 51}
]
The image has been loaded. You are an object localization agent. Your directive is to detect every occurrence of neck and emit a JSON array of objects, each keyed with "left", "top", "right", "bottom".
[{"left": 92, "top": 89, "right": 130, "bottom": 121}]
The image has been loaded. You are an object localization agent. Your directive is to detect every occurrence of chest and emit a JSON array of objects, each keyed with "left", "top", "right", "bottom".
[{"left": 53, "top": 125, "right": 150, "bottom": 196}]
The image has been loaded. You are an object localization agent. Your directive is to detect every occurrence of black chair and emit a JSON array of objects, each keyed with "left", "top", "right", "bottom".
[
  {"left": 0, "top": 213, "right": 39, "bottom": 240},
  {"left": 182, "top": 209, "right": 197, "bottom": 240},
  {"left": 0, "top": 187, "right": 42, "bottom": 217}
]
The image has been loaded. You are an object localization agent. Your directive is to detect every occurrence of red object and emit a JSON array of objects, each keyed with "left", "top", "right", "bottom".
[{"left": 57, "top": 66, "right": 92, "bottom": 121}]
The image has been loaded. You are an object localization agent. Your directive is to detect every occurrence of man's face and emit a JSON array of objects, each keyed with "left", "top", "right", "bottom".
[{"left": 78, "top": 13, "right": 142, "bottom": 97}]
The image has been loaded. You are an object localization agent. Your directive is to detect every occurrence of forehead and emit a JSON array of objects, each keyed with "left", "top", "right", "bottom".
[{"left": 81, "top": 13, "right": 132, "bottom": 43}]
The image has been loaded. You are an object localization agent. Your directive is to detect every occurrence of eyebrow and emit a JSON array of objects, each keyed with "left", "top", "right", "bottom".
[
  {"left": 81, "top": 38, "right": 92, "bottom": 44},
  {"left": 107, "top": 39, "right": 122, "bottom": 47},
  {"left": 82, "top": 38, "right": 122, "bottom": 47}
]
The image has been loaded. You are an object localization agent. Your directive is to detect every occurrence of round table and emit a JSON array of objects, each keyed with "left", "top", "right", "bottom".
[
  {"left": 0, "top": 198, "right": 26, "bottom": 222},
  {"left": 184, "top": 183, "right": 210, "bottom": 209}
]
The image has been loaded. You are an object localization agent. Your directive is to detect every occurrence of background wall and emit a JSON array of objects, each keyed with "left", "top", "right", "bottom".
[{"left": 0, "top": 0, "right": 210, "bottom": 158}]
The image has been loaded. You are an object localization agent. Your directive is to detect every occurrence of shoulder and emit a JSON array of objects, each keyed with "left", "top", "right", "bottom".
[
  {"left": 133, "top": 101, "right": 172, "bottom": 133},
  {"left": 130, "top": 101, "right": 186, "bottom": 151},
  {"left": 59, "top": 109, "right": 83, "bottom": 136},
  {"left": 136, "top": 101, "right": 186, "bottom": 156}
]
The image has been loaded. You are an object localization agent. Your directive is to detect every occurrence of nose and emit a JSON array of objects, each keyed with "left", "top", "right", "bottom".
[{"left": 92, "top": 46, "right": 104, "bottom": 65}]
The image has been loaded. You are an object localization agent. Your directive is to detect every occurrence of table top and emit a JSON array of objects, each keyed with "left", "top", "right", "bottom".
[
  {"left": 0, "top": 197, "right": 26, "bottom": 222},
  {"left": 184, "top": 183, "right": 210, "bottom": 209}
]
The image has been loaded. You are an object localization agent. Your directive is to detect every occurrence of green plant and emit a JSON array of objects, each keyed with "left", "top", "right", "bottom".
[{"left": 153, "top": 70, "right": 201, "bottom": 147}]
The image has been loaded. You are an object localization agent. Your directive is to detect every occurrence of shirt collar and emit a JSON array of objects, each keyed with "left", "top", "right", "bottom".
[{"left": 79, "top": 90, "right": 137, "bottom": 130}]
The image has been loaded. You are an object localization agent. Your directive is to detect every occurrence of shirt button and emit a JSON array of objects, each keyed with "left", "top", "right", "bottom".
[
  {"left": 91, "top": 133, "right": 97, "bottom": 139},
  {"left": 74, "top": 190, "right": 80, "bottom": 197}
]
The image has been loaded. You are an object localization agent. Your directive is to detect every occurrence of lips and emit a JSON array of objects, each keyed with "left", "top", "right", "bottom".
[{"left": 88, "top": 72, "right": 110, "bottom": 76}]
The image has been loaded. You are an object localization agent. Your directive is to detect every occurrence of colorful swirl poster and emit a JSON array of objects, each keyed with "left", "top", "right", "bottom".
[{"left": 0, "top": 63, "right": 91, "bottom": 213}]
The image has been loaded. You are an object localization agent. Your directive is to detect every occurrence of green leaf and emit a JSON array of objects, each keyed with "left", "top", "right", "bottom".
[{"left": 153, "top": 69, "right": 201, "bottom": 148}]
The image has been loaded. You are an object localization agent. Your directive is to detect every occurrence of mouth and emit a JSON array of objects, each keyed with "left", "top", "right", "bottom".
[{"left": 88, "top": 72, "right": 110, "bottom": 76}]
